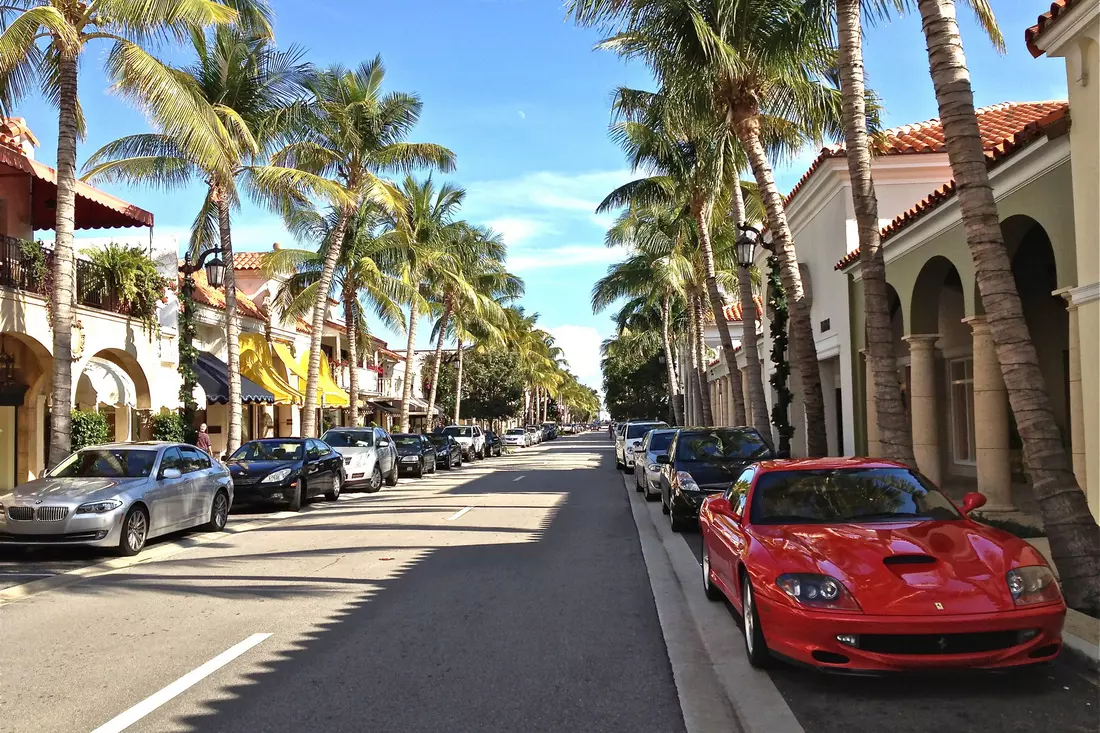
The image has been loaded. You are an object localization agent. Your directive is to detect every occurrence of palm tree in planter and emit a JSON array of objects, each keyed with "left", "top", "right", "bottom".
[
  {"left": 0, "top": 0, "right": 254, "bottom": 465},
  {"left": 274, "top": 58, "right": 455, "bottom": 437},
  {"left": 84, "top": 25, "right": 335, "bottom": 456},
  {"left": 913, "top": 0, "right": 1099, "bottom": 611}
]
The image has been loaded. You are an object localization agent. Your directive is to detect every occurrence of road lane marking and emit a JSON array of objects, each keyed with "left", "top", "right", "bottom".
[
  {"left": 445, "top": 507, "right": 474, "bottom": 521},
  {"left": 90, "top": 633, "right": 273, "bottom": 733},
  {"left": 513, "top": 475, "right": 527, "bottom": 482}
]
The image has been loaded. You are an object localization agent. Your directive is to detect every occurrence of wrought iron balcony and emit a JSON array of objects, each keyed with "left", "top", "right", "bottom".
[{"left": 0, "top": 235, "right": 132, "bottom": 317}]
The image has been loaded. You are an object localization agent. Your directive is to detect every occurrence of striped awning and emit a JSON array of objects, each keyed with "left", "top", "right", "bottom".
[{"left": 196, "top": 352, "right": 274, "bottom": 405}]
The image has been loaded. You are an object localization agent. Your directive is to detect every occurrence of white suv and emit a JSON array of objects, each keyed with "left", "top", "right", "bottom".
[
  {"left": 615, "top": 420, "right": 669, "bottom": 471},
  {"left": 442, "top": 425, "right": 485, "bottom": 460}
]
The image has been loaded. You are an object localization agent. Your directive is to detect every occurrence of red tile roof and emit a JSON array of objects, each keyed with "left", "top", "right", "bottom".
[
  {"left": 232, "top": 251, "right": 266, "bottom": 270},
  {"left": 784, "top": 101, "right": 1068, "bottom": 209},
  {"left": 295, "top": 318, "right": 312, "bottom": 334},
  {"left": 185, "top": 269, "right": 266, "bottom": 321},
  {"left": 1026, "top": 0, "right": 1082, "bottom": 57},
  {"left": 379, "top": 348, "right": 405, "bottom": 362},
  {"left": 834, "top": 103, "right": 1070, "bottom": 271},
  {"left": 723, "top": 295, "right": 765, "bottom": 323},
  {"left": 324, "top": 319, "right": 347, "bottom": 334}
]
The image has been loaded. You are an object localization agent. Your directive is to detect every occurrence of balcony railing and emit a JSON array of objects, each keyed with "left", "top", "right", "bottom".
[{"left": 0, "top": 235, "right": 132, "bottom": 317}]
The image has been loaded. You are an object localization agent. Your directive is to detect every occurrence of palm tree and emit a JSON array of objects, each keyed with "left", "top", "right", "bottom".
[
  {"left": 0, "top": 0, "right": 250, "bottom": 465},
  {"left": 83, "top": 26, "right": 328, "bottom": 455},
  {"left": 572, "top": 0, "right": 844, "bottom": 455},
  {"left": 915, "top": 0, "right": 1099, "bottom": 610},
  {"left": 274, "top": 58, "right": 455, "bottom": 437}
]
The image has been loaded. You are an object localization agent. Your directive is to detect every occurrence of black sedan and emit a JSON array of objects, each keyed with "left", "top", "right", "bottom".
[
  {"left": 483, "top": 430, "right": 503, "bottom": 457},
  {"left": 392, "top": 434, "right": 437, "bottom": 478},
  {"left": 227, "top": 438, "right": 344, "bottom": 511},
  {"left": 427, "top": 434, "right": 462, "bottom": 470},
  {"left": 659, "top": 427, "right": 776, "bottom": 532}
]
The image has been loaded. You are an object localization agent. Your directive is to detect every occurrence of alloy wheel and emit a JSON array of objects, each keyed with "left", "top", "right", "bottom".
[
  {"left": 702, "top": 547, "right": 710, "bottom": 586},
  {"left": 370, "top": 466, "right": 382, "bottom": 492},
  {"left": 331, "top": 475, "right": 341, "bottom": 499},
  {"left": 213, "top": 492, "right": 228, "bottom": 529},
  {"left": 744, "top": 580, "right": 755, "bottom": 655},
  {"left": 126, "top": 510, "right": 147, "bottom": 553}
]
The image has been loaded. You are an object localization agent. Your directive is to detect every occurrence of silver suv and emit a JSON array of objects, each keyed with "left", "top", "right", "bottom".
[{"left": 615, "top": 420, "right": 669, "bottom": 471}]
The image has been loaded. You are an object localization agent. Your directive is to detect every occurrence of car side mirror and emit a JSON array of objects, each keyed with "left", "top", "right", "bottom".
[
  {"left": 960, "top": 492, "right": 986, "bottom": 516},
  {"left": 162, "top": 468, "right": 182, "bottom": 480},
  {"left": 708, "top": 497, "right": 732, "bottom": 516},
  {"left": 634, "top": 445, "right": 646, "bottom": 454},
  {"left": 378, "top": 439, "right": 390, "bottom": 448},
  {"left": 655, "top": 455, "right": 670, "bottom": 465}
]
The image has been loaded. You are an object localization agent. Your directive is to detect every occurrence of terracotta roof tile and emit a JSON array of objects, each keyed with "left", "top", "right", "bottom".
[
  {"left": 184, "top": 269, "right": 266, "bottom": 320},
  {"left": 232, "top": 251, "right": 266, "bottom": 270},
  {"left": 324, "top": 319, "right": 347, "bottom": 334},
  {"left": 296, "top": 318, "right": 312, "bottom": 334},
  {"left": 834, "top": 103, "right": 1070, "bottom": 271},
  {"left": 1026, "top": 0, "right": 1081, "bottom": 57},
  {"left": 723, "top": 295, "right": 765, "bottom": 323}
]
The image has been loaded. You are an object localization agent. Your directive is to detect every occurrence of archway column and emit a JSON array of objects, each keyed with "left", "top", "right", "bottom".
[
  {"left": 861, "top": 350, "right": 880, "bottom": 457},
  {"left": 903, "top": 334, "right": 942, "bottom": 485},
  {"left": 1055, "top": 290, "right": 1086, "bottom": 491},
  {"left": 964, "top": 316, "right": 1015, "bottom": 512}
]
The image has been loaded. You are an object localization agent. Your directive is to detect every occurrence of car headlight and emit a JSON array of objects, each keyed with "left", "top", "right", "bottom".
[
  {"left": 76, "top": 499, "right": 124, "bottom": 514},
  {"left": 675, "top": 471, "right": 700, "bottom": 492},
  {"left": 261, "top": 468, "right": 293, "bottom": 484},
  {"left": 401, "top": 456, "right": 418, "bottom": 462},
  {"left": 647, "top": 462, "right": 660, "bottom": 472},
  {"left": 776, "top": 573, "right": 862, "bottom": 612},
  {"left": 1006, "top": 566, "right": 1062, "bottom": 606}
]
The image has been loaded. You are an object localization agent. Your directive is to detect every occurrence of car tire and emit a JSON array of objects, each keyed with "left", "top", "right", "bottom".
[
  {"left": 644, "top": 485, "right": 659, "bottom": 502},
  {"left": 742, "top": 576, "right": 771, "bottom": 668},
  {"left": 118, "top": 505, "right": 149, "bottom": 556},
  {"left": 385, "top": 463, "right": 398, "bottom": 487},
  {"left": 635, "top": 471, "right": 644, "bottom": 492},
  {"left": 205, "top": 490, "right": 230, "bottom": 532},
  {"left": 661, "top": 493, "right": 670, "bottom": 514},
  {"left": 288, "top": 481, "right": 303, "bottom": 512},
  {"left": 615, "top": 458, "right": 623, "bottom": 469},
  {"left": 325, "top": 474, "right": 341, "bottom": 501},
  {"left": 414, "top": 461, "right": 424, "bottom": 479},
  {"left": 368, "top": 465, "right": 383, "bottom": 493},
  {"left": 702, "top": 539, "right": 723, "bottom": 601},
  {"left": 669, "top": 507, "right": 688, "bottom": 533}
]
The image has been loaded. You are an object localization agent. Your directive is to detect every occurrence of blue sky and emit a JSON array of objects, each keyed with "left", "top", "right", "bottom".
[{"left": 21, "top": 1, "right": 1067, "bottom": 392}]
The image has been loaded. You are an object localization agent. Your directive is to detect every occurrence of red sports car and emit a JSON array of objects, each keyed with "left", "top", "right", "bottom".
[{"left": 698, "top": 457, "right": 1065, "bottom": 672}]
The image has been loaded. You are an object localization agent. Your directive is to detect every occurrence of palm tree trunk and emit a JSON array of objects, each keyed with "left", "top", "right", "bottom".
[
  {"left": 453, "top": 338, "right": 464, "bottom": 424},
  {"left": 214, "top": 186, "right": 242, "bottom": 456},
  {"left": 661, "top": 293, "right": 684, "bottom": 425},
  {"left": 47, "top": 52, "right": 79, "bottom": 468},
  {"left": 685, "top": 301, "right": 701, "bottom": 424},
  {"left": 732, "top": 111, "right": 827, "bottom": 456},
  {"left": 918, "top": 0, "right": 1099, "bottom": 612},
  {"left": 426, "top": 296, "right": 452, "bottom": 423},
  {"left": 838, "top": 0, "right": 914, "bottom": 464},
  {"left": 738, "top": 265, "right": 771, "bottom": 440},
  {"left": 303, "top": 208, "right": 353, "bottom": 438},
  {"left": 693, "top": 195, "right": 745, "bottom": 425},
  {"left": 399, "top": 299, "right": 419, "bottom": 433},
  {"left": 692, "top": 292, "right": 714, "bottom": 426},
  {"left": 344, "top": 288, "right": 359, "bottom": 426}
]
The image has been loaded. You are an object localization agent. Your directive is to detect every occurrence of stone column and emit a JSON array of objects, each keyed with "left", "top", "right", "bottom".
[
  {"left": 966, "top": 317, "right": 1015, "bottom": 512},
  {"left": 861, "top": 351, "right": 880, "bottom": 457},
  {"left": 726, "top": 374, "right": 736, "bottom": 427},
  {"left": 115, "top": 405, "right": 132, "bottom": 442},
  {"left": 903, "top": 335, "right": 942, "bottom": 485},
  {"left": 1057, "top": 293, "right": 1087, "bottom": 491}
]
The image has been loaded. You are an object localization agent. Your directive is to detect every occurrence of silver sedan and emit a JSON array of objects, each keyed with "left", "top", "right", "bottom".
[{"left": 0, "top": 442, "right": 233, "bottom": 556}]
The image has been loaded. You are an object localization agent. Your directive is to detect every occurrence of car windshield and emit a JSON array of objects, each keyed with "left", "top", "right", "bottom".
[
  {"left": 749, "top": 468, "right": 962, "bottom": 525},
  {"left": 507, "top": 429, "right": 525, "bottom": 435},
  {"left": 50, "top": 449, "right": 158, "bottom": 478},
  {"left": 647, "top": 432, "right": 675, "bottom": 452},
  {"left": 321, "top": 430, "right": 373, "bottom": 448},
  {"left": 230, "top": 442, "right": 303, "bottom": 461},
  {"left": 676, "top": 430, "right": 770, "bottom": 462},
  {"left": 393, "top": 435, "right": 421, "bottom": 447},
  {"left": 628, "top": 423, "right": 667, "bottom": 439},
  {"left": 443, "top": 426, "right": 473, "bottom": 437},
  {"left": 428, "top": 436, "right": 449, "bottom": 448}
]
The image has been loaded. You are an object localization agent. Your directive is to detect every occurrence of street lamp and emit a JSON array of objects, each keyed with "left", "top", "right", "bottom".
[
  {"left": 737, "top": 222, "right": 773, "bottom": 268},
  {"left": 180, "top": 246, "right": 225, "bottom": 288}
]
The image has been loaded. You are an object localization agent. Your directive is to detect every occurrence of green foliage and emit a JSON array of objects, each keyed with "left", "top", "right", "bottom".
[
  {"left": 973, "top": 513, "right": 1047, "bottom": 539},
  {"left": 602, "top": 340, "right": 668, "bottom": 422},
  {"left": 767, "top": 254, "right": 793, "bottom": 452},
  {"left": 177, "top": 273, "right": 199, "bottom": 439},
  {"left": 81, "top": 243, "right": 166, "bottom": 334},
  {"left": 71, "top": 410, "right": 110, "bottom": 451},
  {"left": 150, "top": 412, "right": 187, "bottom": 443},
  {"left": 427, "top": 349, "right": 525, "bottom": 421},
  {"left": 19, "top": 239, "right": 48, "bottom": 283}
]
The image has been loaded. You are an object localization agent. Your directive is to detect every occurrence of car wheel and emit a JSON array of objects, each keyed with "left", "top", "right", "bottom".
[
  {"left": 669, "top": 506, "right": 688, "bottom": 533},
  {"left": 205, "top": 490, "right": 230, "bottom": 532},
  {"left": 702, "top": 539, "right": 723, "bottom": 601},
  {"left": 634, "top": 469, "right": 643, "bottom": 492},
  {"left": 325, "top": 473, "right": 341, "bottom": 501},
  {"left": 414, "top": 461, "right": 424, "bottom": 479},
  {"left": 118, "top": 506, "right": 148, "bottom": 556},
  {"left": 742, "top": 575, "right": 771, "bottom": 668},
  {"left": 368, "top": 465, "right": 383, "bottom": 493},
  {"left": 615, "top": 457, "right": 623, "bottom": 469},
  {"left": 288, "top": 481, "right": 303, "bottom": 511},
  {"left": 644, "top": 483, "right": 659, "bottom": 502},
  {"left": 385, "top": 463, "right": 398, "bottom": 487},
  {"left": 661, "top": 492, "right": 670, "bottom": 514}
]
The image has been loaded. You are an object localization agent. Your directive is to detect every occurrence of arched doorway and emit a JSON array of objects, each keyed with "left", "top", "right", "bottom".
[
  {"left": 0, "top": 331, "right": 51, "bottom": 490},
  {"left": 75, "top": 348, "right": 153, "bottom": 443}
]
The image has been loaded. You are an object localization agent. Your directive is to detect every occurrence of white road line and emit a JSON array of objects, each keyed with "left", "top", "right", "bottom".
[
  {"left": 513, "top": 475, "right": 527, "bottom": 482},
  {"left": 445, "top": 507, "right": 474, "bottom": 521},
  {"left": 89, "top": 633, "right": 272, "bottom": 733}
]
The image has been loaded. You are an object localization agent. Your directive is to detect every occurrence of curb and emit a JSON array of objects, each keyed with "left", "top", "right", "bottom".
[{"left": 1061, "top": 631, "right": 1099, "bottom": 673}]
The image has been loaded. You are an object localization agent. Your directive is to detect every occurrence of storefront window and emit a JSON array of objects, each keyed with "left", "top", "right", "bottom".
[{"left": 949, "top": 358, "right": 975, "bottom": 464}]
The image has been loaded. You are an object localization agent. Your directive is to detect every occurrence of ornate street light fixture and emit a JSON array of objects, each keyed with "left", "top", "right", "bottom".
[
  {"left": 180, "top": 246, "right": 225, "bottom": 288},
  {"left": 735, "top": 222, "right": 761, "bottom": 269}
]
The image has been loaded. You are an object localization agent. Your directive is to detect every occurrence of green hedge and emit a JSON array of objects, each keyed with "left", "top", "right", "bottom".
[
  {"left": 150, "top": 412, "right": 187, "bottom": 442},
  {"left": 71, "top": 410, "right": 109, "bottom": 451}
]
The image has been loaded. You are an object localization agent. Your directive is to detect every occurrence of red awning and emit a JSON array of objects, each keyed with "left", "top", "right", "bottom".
[{"left": 0, "top": 146, "right": 154, "bottom": 230}]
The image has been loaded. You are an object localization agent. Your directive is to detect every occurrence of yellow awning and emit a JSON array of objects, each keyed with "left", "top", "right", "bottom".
[
  {"left": 272, "top": 342, "right": 350, "bottom": 408},
  {"left": 240, "top": 333, "right": 304, "bottom": 405}
]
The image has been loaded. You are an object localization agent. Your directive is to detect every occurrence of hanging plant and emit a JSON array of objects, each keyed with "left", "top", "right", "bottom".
[
  {"left": 19, "top": 239, "right": 53, "bottom": 322},
  {"left": 80, "top": 243, "right": 166, "bottom": 335},
  {"left": 178, "top": 271, "right": 199, "bottom": 443},
  {"left": 766, "top": 254, "right": 794, "bottom": 454}
]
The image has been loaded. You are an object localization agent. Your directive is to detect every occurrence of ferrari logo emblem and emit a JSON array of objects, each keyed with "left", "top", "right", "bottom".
[
  {"left": 934, "top": 602, "right": 944, "bottom": 610},
  {"left": 937, "top": 637, "right": 949, "bottom": 651}
]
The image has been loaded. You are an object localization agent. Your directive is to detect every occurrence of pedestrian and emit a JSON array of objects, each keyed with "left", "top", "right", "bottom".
[{"left": 196, "top": 422, "right": 212, "bottom": 455}]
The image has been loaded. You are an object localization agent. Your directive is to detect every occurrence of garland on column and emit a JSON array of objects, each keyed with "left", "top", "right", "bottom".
[
  {"left": 766, "top": 254, "right": 794, "bottom": 454},
  {"left": 178, "top": 271, "right": 199, "bottom": 441}
]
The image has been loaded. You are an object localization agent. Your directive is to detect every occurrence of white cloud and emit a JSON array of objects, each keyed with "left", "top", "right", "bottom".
[
  {"left": 466, "top": 169, "right": 637, "bottom": 221},
  {"left": 507, "top": 245, "right": 621, "bottom": 272},
  {"left": 549, "top": 324, "right": 604, "bottom": 390},
  {"left": 486, "top": 217, "right": 547, "bottom": 247},
  {"left": 517, "top": 110, "right": 527, "bottom": 120}
]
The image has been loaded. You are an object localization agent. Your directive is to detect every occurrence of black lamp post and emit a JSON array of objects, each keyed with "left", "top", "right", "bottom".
[
  {"left": 735, "top": 222, "right": 761, "bottom": 269},
  {"left": 180, "top": 246, "right": 225, "bottom": 287}
]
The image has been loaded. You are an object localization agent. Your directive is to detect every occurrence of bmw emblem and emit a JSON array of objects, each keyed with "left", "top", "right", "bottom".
[{"left": 34, "top": 499, "right": 42, "bottom": 505}]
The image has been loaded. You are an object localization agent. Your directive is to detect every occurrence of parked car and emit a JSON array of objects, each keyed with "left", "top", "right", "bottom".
[
  {"left": 228, "top": 438, "right": 344, "bottom": 511},
  {"left": 525, "top": 425, "right": 542, "bottom": 444},
  {"left": 615, "top": 420, "right": 669, "bottom": 471},
  {"left": 321, "top": 427, "right": 399, "bottom": 492},
  {"left": 392, "top": 433, "right": 438, "bottom": 477},
  {"left": 442, "top": 425, "right": 485, "bottom": 460},
  {"left": 541, "top": 422, "right": 558, "bottom": 440},
  {"left": 483, "top": 430, "right": 503, "bottom": 457},
  {"left": 504, "top": 427, "right": 529, "bottom": 447},
  {"left": 0, "top": 442, "right": 232, "bottom": 556},
  {"left": 427, "top": 434, "right": 462, "bottom": 470},
  {"left": 633, "top": 428, "right": 679, "bottom": 501},
  {"left": 698, "top": 458, "right": 1065, "bottom": 672},
  {"left": 659, "top": 427, "right": 774, "bottom": 532}
]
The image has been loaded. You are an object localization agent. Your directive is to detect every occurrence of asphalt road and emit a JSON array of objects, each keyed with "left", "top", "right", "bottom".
[{"left": 0, "top": 434, "right": 686, "bottom": 733}]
